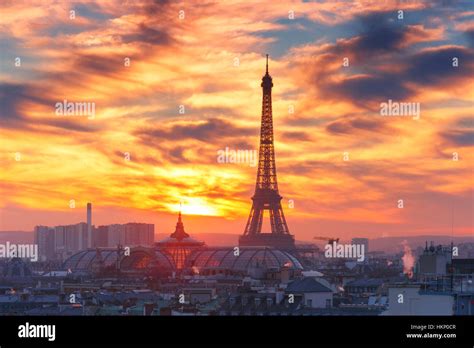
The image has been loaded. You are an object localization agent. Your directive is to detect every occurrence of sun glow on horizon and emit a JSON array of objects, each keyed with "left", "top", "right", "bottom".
[{"left": 168, "top": 198, "right": 220, "bottom": 217}]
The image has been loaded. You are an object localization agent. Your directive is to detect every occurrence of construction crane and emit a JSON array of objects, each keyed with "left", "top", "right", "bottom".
[{"left": 313, "top": 236, "right": 339, "bottom": 244}]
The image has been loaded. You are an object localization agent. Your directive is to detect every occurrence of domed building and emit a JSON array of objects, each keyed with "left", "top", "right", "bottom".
[
  {"left": 63, "top": 246, "right": 175, "bottom": 275},
  {"left": 62, "top": 208, "right": 304, "bottom": 279},
  {"left": 186, "top": 247, "right": 303, "bottom": 277},
  {"left": 62, "top": 211, "right": 206, "bottom": 276},
  {"left": 155, "top": 211, "right": 205, "bottom": 269}
]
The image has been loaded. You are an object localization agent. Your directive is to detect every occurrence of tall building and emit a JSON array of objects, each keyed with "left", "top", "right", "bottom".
[
  {"left": 34, "top": 225, "right": 55, "bottom": 261},
  {"left": 34, "top": 204, "right": 95, "bottom": 261},
  {"left": 93, "top": 225, "right": 109, "bottom": 248},
  {"left": 104, "top": 223, "right": 155, "bottom": 248},
  {"left": 239, "top": 55, "right": 295, "bottom": 249},
  {"left": 53, "top": 225, "right": 65, "bottom": 259},
  {"left": 53, "top": 222, "right": 89, "bottom": 260},
  {"left": 107, "top": 224, "right": 124, "bottom": 247},
  {"left": 124, "top": 223, "right": 154, "bottom": 246},
  {"left": 34, "top": 202, "right": 153, "bottom": 261}
]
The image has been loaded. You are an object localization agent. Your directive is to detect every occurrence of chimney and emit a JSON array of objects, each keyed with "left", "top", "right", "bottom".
[{"left": 87, "top": 203, "right": 92, "bottom": 248}]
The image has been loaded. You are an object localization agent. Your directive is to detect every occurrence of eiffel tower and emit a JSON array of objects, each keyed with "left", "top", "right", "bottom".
[{"left": 239, "top": 55, "right": 295, "bottom": 249}]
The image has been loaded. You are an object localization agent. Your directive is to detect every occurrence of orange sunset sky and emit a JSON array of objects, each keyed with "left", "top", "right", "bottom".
[{"left": 0, "top": 0, "right": 473, "bottom": 242}]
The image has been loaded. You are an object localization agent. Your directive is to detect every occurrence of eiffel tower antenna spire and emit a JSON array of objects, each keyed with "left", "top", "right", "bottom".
[{"left": 239, "top": 55, "right": 295, "bottom": 249}]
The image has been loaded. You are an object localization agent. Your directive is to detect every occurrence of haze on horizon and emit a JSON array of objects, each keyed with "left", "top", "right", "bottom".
[{"left": 0, "top": 1, "right": 473, "bottom": 242}]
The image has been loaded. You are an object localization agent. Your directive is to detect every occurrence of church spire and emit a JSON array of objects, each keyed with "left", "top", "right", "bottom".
[{"left": 170, "top": 208, "right": 190, "bottom": 241}]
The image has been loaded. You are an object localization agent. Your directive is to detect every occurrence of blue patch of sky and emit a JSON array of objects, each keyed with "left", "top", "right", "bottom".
[
  {"left": 46, "top": 23, "right": 96, "bottom": 37},
  {"left": 72, "top": 3, "right": 114, "bottom": 21},
  {"left": 0, "top": 36, "right": 45, "bottom": 81},
  {"left": 255, "top": 7, "right": 446, "bottom": 58},
  {"left": 256, "top": 17, "right": 352, "bottom": 58},
  {"left": 405, "top": 5, "right": 473, "bottom": 50},
  {"left": 46, "top": 3, "right": 113, "bottom": 37}
]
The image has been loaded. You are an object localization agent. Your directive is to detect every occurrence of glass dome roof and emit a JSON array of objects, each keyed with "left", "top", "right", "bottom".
[
  {"left": 63, "top": 248, "right": 175, "bottom": 271},
  {"left": 186, "top": 247, "right": 303, "bottom": 272}
]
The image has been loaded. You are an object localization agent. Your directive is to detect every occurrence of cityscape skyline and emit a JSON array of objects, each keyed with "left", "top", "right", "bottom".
[{"left": 0, "top": 2, "right": 473, "bottom": 336}]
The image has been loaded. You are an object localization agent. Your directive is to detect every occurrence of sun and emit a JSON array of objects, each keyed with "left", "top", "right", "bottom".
[{"left": 168, "top": 198, "right": 219, "bottom": 216}]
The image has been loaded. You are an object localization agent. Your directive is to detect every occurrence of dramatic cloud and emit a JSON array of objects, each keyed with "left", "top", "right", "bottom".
[
  {"left": 406, "top": 46, "right": 474, "bottom": 85},
  {"left": 326, "top": 117, "right": 390, "bottom": 135},
  {"left": 0, "top": 0, "right": 472, "bottom": 240},
  {"left": 135, "top": 118, "right": 254, "bottom": 142},
  {"left": 440, "top": 130, "right": 474, "bottom": 146}
]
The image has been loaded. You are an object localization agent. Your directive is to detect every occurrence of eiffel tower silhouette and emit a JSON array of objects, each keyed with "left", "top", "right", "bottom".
[{"left": 239, "top": 55, "right": 295, "bottom": 249}]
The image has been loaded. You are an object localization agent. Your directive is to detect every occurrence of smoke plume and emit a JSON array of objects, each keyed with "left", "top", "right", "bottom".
[{"left": 401, "top": 240, "right": 415, "bottom": 278}]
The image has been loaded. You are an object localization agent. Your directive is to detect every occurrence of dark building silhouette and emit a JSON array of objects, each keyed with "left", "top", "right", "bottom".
[
  {"left": 240, "top": 55, "right": 295, "bottom": 249},
  {"left": 156, "top": 211, "right": 205, "bottom": 269}
]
